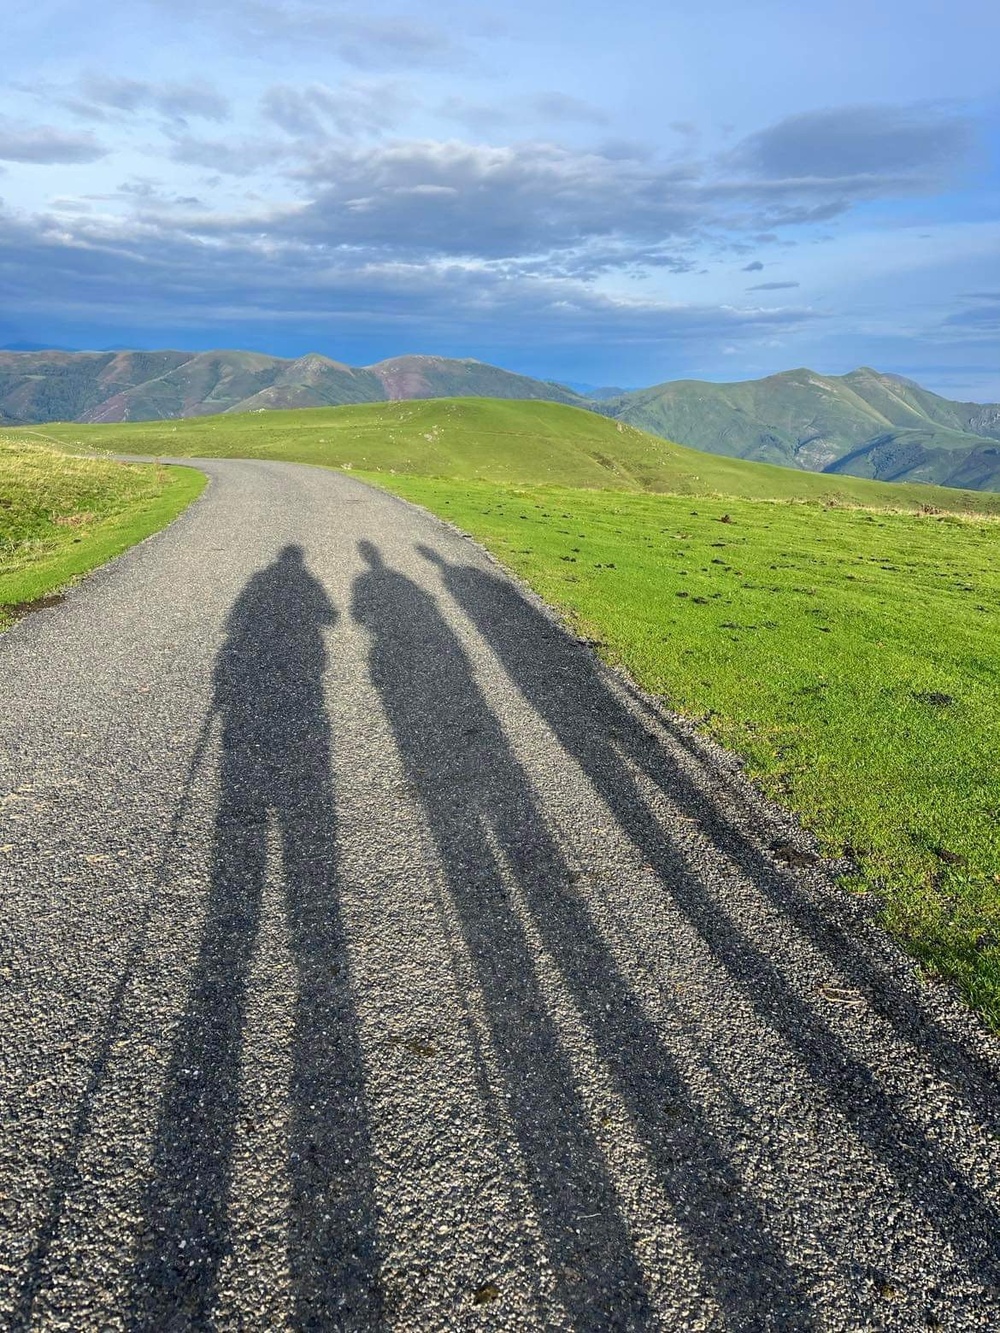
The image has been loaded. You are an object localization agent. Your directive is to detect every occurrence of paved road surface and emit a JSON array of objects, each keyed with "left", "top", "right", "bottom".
[{"left": 1, "top": 459, "right": 999, "bottom": 1331}]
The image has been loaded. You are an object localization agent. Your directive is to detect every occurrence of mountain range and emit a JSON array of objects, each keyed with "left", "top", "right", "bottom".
[
  {"left": 606, "top": 367, "right": 1000, "bottom": 492},
  {"left": 0, "top": 349, "right": 582, "bottom": 427},
  {"left": 3, "top": 348, "right": 1000, "bottom": 492}
]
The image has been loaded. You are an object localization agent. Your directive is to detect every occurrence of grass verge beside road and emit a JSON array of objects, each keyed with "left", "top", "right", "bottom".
[
  {"left": 376, "top": 473, "right": 1000, "bottom": 1028},
  {"left": 0, "top": 437, "right": 206, "bottom": 625}
]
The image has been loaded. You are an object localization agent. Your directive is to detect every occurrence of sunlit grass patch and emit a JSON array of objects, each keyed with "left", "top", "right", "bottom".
[
  {"left": 0, "top": 437, "right": 205, "bottom": 623},
  {"left": 378, "top": 474, "right": 1000, "bottom": 1028}
]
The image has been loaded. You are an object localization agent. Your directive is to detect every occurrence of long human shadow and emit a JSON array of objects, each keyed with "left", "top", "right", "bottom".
[
  {"left": 130, "top": 546, "right": 380, "bottom": 1331},
  {"left": 419, "top": 545, "right": 1000, "bottom": 1295},
  {"left": 352, "top": 541, "right": 808, "bottom": 1329}
]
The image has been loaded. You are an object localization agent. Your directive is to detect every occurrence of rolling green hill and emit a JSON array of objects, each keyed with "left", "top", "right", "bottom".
[
  {"left": 37, "top": 397, "right": 1000, "bottom": 516},
  {"left": 609, "top": 367, "right": 1000, "bottom": 489},
  {"left": 8, "top": 349, "right": 1000, "bottom": 492}
]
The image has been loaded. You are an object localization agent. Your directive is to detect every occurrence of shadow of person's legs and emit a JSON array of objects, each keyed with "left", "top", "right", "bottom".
[
  {"left": 130, "top": 548, "right": 380, "bottom": 1328},
  {"left": 421, "top": 548, "right": 1000, "bottom": 1292},
  {"left": 281, "top": 761, "right": 382, "bottom": 1330},
  {"left": 129, "top": 778, "right": 267, "bottom": 1328},
  {"left": 354, "top": 544, "right": 808, "bottom": 1327}
]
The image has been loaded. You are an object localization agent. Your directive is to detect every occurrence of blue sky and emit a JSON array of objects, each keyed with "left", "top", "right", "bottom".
[{"left": 3, "top": 0, "right": 999, "bottom": 396}]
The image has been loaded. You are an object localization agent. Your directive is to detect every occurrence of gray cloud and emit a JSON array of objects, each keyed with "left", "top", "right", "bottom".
[
  {"left": 156, "top": 0, "right": 463, "bottom": 69},
  {"left": 591, "top": 139, "right": 654, "bottom": 163},
  {"left": 440, "top": 93, "right": 609, "bottom": 137},
  {"left": 269, "top": 132, "right": 900, "bottom": 265},
  {"left": 115, "top": 177, "right": 207, "bottom": 210},
  {"left": 944, "top": 302, "right": 1000, "bottom": 334},
  {"left": 76, "top": 74, "right": 230, "bottom": 123},
  {"left": 516, "top": 243, "right": 696, "bottom": 281},
  {"left": 168, "top": 135, "right": 291, "bottom": 175},
  {"left": 747, "top": 280, "right": 799, "bottom": 291},
  {"left": 281, "top": 139, "right": 705, "bottom": 259},
  {"left": 261, "top": 80, "right": 412, "bottom": 139},
  {"left": 334, "top": 16, "right": 459, "bottom": 71},
  {"left": 530, "top": 93, "right": 609, "bottom": 126},
  {"left": 722, "top": 198, "right": 851, "bottom": 228},
  {"left": 157, "top": 111, "right": 958, "bottom": 279},
  {"left": 0, "top": 119, "right": 108, "bottom": 164},
  {"left": 732, "top": 104, "right": 971, "bottom": 186},
  {"left": 438, "top": 98, "right": 513, "bottom": 135},
  {"left": 0, "top": 202, "right": 818, "bottom": 358}
]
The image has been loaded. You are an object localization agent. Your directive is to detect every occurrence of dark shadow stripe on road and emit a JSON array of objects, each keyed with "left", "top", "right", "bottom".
[
  {"left": 129, "top": 545, "right": 380, "bottom": 1331},
  {"left": 354, "top": 541, "right": 808, "bottom": 1331},
  {"left": 420, "top": 547, "right": 1000, "bottom": 1306}
]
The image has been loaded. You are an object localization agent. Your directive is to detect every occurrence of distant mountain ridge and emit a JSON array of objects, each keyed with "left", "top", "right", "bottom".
[
  {"left": 3, "top": 348, "right": 1000, "bottom": 492},
  {"left": 607, "top": 367, "right": 1000, "bottom": 492},
  {"left": 0, "top": 349, "right": 585, "bottom": 427}
]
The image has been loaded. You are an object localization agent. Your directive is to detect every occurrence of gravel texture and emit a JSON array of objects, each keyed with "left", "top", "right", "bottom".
[{"left": 1, "top": 457, "right": 999, "bottom": 1332}]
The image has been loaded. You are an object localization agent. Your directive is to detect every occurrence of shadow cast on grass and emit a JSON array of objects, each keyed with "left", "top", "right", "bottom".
[
  {"left": 353, "top": 540, "right": 808, "bottom": 1330},
  {"left": 129, "top": 546, "right": 380, "bottom": 1331},
  {"left": 419, "top": 544, "right": 1000, "bottom": 1297}
]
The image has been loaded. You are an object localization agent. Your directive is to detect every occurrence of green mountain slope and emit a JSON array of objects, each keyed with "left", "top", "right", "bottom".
[
  {"left": 0, "top": 350, "right": 192, "bottom": 424},
  {"left": 37, "top": 397, "right": 1000, "bottom": 516},
  {"left": 609, "top": 367, "right": 1000, "bottom": 488},
  {"left": 0, "top": 350, "right": 586, "bottom": 426}
]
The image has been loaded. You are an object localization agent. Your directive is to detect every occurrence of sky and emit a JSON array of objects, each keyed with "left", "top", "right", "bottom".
[{"left": 2, "top": 0, "right": 999, "bottom": 397}]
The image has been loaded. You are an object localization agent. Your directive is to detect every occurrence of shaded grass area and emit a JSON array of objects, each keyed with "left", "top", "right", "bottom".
[
  {"left": 0, "top": 437, "right": 206, "bottom": 624},
  {"left": 376, "top": 473, "right": 1000, "bottom": 1027},
  {"left": 38, "top": 398, "right": 1000, "bottom": 516}
]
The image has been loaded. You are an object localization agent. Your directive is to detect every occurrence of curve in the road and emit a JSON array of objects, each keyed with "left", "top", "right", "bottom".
[{"left": 1, "top": 457, "right": 998, "bottom": 1331}]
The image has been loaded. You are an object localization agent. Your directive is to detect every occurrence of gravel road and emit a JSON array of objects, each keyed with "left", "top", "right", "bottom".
[{"left": 1, "top": 458, "right": 999, "bottom": 1332}]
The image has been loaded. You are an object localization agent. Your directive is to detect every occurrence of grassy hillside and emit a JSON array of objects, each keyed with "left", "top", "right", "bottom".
[
  {"left": 377, "top": 473, "right": 1000, "bottom": 1027},
  {"left": 845, "top": 368, "right": 1000, "bottom": 440},
  {"left": 39, "top": 397, "right": 1000, "bottom": 516},
  {"left": 0, "top": 350, "right": 192, "bottom": 425},
  {"left": 609, "top": 367, "right": 1000, "bottom": 489},
  {"left": 826, "top": 429, "right": 1000, "bottom": 490},
  {"left": 609, "top": 369, "right": 887, "bottom": 470},
  {"left": 0, "top": 437, "right": 205, "bottom": 623}
]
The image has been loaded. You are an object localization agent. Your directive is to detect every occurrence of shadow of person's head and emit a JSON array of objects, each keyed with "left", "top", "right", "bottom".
[
  {"left": 357, "top": 539, "right": 385, "bottom": 570},
  {"left": 416, "top": 544, "right": 444, "bottom": 569}
]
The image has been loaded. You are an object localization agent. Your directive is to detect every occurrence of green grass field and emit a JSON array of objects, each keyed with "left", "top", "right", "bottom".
[
  {"left": 39, "top": 398, "right": 1000, "bottom": 516},
  {"left": 0, "top": 436, "right": 206, "bottom": 624},
  {"left": 20, "top": 397, "right": 1000, "bottom": 1025},
  {"left": 376, "top": 474, "right": 1000, "bottom": 1026},
  {"left": 376, "top": 474, "right": 1000, "bottom": 1023}
]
